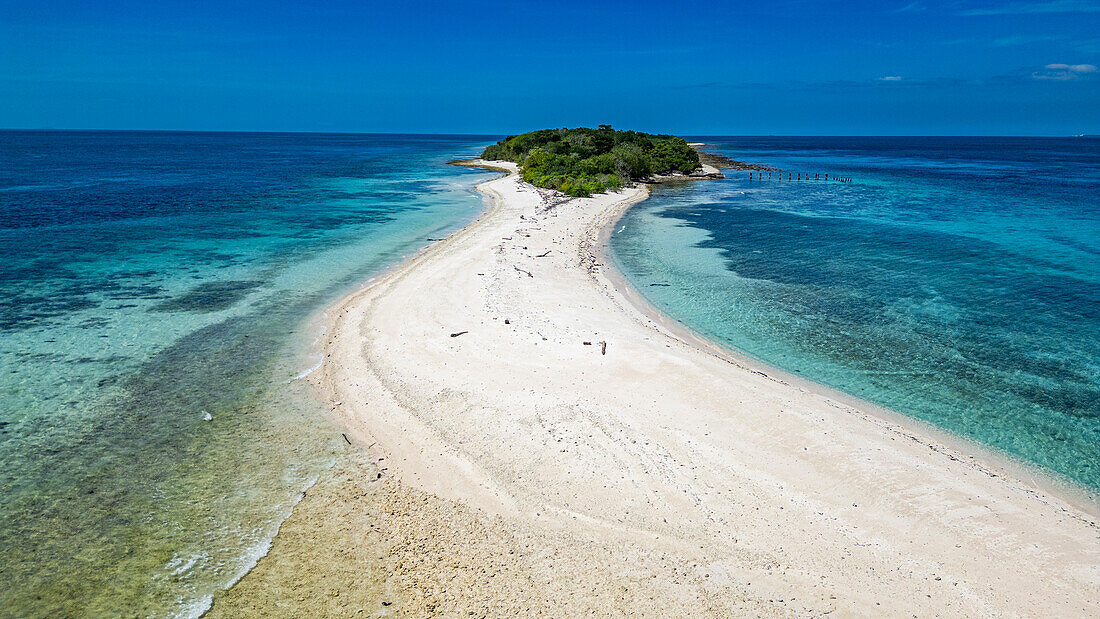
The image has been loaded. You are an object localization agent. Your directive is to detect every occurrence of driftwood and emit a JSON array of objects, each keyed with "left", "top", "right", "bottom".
[
  {"left": 513, "top": 266, "right": 533, "bottom": 277},
  {"left": 342, "top": 433, "right": 352, "bottom": 445},
  {"left": 536, "top": 250, "right": 552, "bottom": 258},
  {"left": 450, "top": 331, "right": 469, "bottom": 338}
]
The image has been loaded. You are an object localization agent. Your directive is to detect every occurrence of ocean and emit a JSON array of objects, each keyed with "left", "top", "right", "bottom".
[
  {"left": 611, "top": 136, "right": 1100, "bottom": 496},
  {"left": 4, "top": 132, "right": 1097, "bottom": 616},
  {"left": 0, "top": 131, "right": 498, "bottom": 616}
]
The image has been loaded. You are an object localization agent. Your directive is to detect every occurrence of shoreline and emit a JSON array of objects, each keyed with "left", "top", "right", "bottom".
[
  {"left": 593, "top": 184, "right": 1100, "bottom": 518},
  {"left": 212, "top": 163, "right": 1099, "bottom": 616}
]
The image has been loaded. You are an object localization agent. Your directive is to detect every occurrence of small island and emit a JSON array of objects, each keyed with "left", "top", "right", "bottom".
[{"left": 481, "top": 125, "right": 705, "bottom": 196}]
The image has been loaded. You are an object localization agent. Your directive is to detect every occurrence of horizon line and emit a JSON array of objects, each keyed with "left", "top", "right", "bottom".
[{"left": 1, "top": 127, "right": 1094, "bottom": 139}]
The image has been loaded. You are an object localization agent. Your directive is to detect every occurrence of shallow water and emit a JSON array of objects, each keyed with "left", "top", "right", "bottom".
[
  {"left": 0, "top": 131, "right": 498, "bottom": 616},
  {"left": 611, "top": 137, "right": 1100, "bottom": 495}
]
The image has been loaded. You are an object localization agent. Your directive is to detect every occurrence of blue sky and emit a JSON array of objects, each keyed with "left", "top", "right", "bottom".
[{"left": 1, "top": 0, "right": 1097, "bottom": 135}]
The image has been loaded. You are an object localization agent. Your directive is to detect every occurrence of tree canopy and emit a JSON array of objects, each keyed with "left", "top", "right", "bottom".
[{"left": 481, "top": 125, "right": 700, "bottom": 197}]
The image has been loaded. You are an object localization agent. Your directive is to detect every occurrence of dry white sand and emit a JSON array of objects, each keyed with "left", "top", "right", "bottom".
[{"left": 213, "top": 163, "right": 1099, "bottom": 617}]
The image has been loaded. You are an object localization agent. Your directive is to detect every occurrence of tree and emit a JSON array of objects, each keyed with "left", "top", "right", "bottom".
[{"left": 480, "top": 127, "right": 700, "bottom": 197}]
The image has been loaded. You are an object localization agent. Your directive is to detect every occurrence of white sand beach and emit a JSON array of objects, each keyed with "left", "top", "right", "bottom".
[{"left": 212, "top": 162, "right": 1099, "bottom": 616}]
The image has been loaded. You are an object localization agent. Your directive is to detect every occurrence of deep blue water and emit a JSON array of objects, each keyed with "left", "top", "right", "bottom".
[
  {"left": 611, "top": 137, "right": 1100, "bottom": 495},
  {"left": 0, "top": 131, "right": 498, "bottom": 616}
]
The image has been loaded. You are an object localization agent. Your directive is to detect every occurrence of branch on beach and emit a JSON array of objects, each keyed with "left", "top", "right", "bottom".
[
  {"left": 513, "top": 266, "right": 533, "bottom": 278},
  {"left": 537, "top": 188, "right": 575, "bottom": 210}
]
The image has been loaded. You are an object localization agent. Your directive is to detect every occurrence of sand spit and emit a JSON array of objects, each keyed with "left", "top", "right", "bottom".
[{"left": 212, "top": 162, "right": 1098, "bottom": 617}]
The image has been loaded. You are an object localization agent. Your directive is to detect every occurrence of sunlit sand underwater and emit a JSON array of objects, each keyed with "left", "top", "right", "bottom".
[
  {"left": 612, "top": 137, "right": 1100, "bottom": 494},
  {"left": 0, "top": 131, "right": 498, "bottom": 616}
]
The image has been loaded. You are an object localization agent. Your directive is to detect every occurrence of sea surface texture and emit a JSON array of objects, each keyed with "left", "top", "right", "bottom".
[
  {"left": 0, "top": 131, "right": 497, "bottom": 617},
  {"left": 612, "top": 137, "right": 1099, "bottom": 495}
]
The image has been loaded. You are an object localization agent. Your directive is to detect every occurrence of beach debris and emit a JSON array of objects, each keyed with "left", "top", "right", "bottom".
[
  {"left": 426, "top": 237, "right": 443, "bottom": 241},
  {"left": 513, "top": 265, "right": 533, "bottom": 277},
  {"left": 202, "top": 411, "right": 213, "bottom": 421},
  {"left": 450, "top": 331, "right": 469, "bottom": 338},
  {"left": 536, "top": 250, "right": 552, "bottom": 258},
  {"left": 601, "top": 341, "right": 607, "bottom": 355},
  {"left": 504, "top": 319, "right": 510, "bottom": 324},
  {"left": 583, "top": 341, "right": 591, "bottom": 345},
  {"left": 342, "top": 433, "right": 352, "bottom": 445}
]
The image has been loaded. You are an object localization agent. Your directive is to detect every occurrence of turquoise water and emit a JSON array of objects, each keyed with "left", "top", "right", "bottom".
[
  {"left": 0, "top": 131, "right": 498, "bottom": 616},
  {"left": 611, "top": 137, "right": 1100, "bottom": 495}
]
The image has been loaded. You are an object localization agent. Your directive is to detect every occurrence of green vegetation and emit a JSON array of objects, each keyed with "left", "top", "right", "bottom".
[{"left": 481, "top": 125, "right": 701, "bottom": 197}]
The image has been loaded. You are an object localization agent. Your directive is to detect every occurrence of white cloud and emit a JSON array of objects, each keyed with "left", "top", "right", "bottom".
[
  {"left": 960, "top": 1, "right": 1100, "bottom": 15},
  {"left": 1032, "top": 63, "right": 1099, "bottom": 79},
  {"left": 993, "top": 35, "right": 1065, "bottom": 46},
  {"left": 1044, "top": 63, "right": 1097, "bottom": 72},
  {"left": 894, "top": 1, "right": 925, "bottom": 12},
  {"left": 879, "top": 76, "right": 903, "bottom": 81}
]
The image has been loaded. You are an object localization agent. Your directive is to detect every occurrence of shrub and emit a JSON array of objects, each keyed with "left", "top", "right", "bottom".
[
  {"left": 579, "top": 153, "right": 617, "bottom": 175},
  {"left": 648, "top": 141, "right": 700, "bottom": 174}
]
